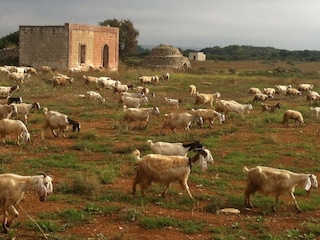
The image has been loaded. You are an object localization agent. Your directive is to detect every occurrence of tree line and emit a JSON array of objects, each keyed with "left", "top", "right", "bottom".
[{"left": 184, "top": 45, "right": 320, "bottom": 62}]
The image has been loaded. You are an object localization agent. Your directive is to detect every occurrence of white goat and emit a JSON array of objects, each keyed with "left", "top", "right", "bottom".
[
  {"left": 191, "top": 108, "right": 225, "bottom": 128},
  {"left": 11, "top": 102, "right": 41, "bottom": 123},
  {"left": 0, "top": 104, "right": 17, "bottom": 120},
  {"left": 195, "top": 92, "right": 221, "bottom": 107},
  {"left": 161, "top": 112, "right": 203, "bottom": 134},
  {"left": 0, "top": 119, "right": 30, "bottom": 145},
  {"left": 132, "top": 148, "right": 208, "bottom": 198},
  {"left": 139, "top": 76, "right": 153, "bottom": 84},
  {"left": 263, "top": 87, "right": 275, "bottom": 96},
  {"left": 97, "top": 77, "right": 120, "bottom": 89},
  {"left": 146, "top": 140, "right": 203, "bottom": 157},
  {"left": 275, "top": 84, "right": 291, "bottom": 95},
  {"left": 310, "top": 107, "right": 320, "bottom": 118},
  {"left": 282, "top": 110, "right": 304, "bottom": 127},
  {"left": 121, "top": 95, "right": 148, "bottom": 108},
  {"left": 0, "top": 85, "right": 19, "bottom": 99},
  {"left": 298, "top": 83, "right": 313, "bottom": 92},
  {"left": 86, "top": 91, "right": 105, "bottom": 104},
  {"left": 123, "top": 106, "right": 160, "bottom": 129},
  {"left": 164, "top": 97, "right": 182, "bottom": 109},
  {"left": 215, "top": 100, "right": 253, "bottom": 119},
  {"left": 189, "top": 84, "right": 197, "bottom": 96},
  {"left": 243, "top": 166, "right": 318, "bottom": 212},
  {"left": 41, "top": 108, "right": 69, "bottom": 139},
  {"left": 0, "top": 173, "right": 53, "bottom": 233}
]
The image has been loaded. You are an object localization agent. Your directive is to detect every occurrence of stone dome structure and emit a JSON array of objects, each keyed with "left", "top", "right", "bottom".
[{"left": 141, "top": 44, "right": 191, "bottom": 69}]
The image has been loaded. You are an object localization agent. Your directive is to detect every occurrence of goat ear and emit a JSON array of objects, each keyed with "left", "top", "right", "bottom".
[{"left": 305, "top": 175, "right": 312, "bottom": 191}]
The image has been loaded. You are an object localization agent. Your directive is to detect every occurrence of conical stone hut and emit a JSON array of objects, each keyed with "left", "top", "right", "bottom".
[{"left": 141, "top": 44, "right": 191, "bottom": 69}]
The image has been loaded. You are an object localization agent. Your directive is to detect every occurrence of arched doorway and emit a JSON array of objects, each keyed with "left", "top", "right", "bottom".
[{"left": 103, "top": 45, "right": 109, "bottom": 68}]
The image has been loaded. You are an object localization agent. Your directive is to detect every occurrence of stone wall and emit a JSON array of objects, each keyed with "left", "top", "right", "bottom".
[
  {"left": 0, "top": 48, "right": 19, "bottom": 65},
  {"left": 19, "top": 25, "right": 69, "bottom": 69}
]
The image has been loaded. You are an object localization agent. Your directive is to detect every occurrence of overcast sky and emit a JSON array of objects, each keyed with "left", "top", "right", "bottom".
[{"left": 1, "top": 0, "right": 319, "bottom": 51}]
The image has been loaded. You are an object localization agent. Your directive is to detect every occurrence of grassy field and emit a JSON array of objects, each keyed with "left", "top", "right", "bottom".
[{"left": 1, "top": 60, "right": 320, "bottom": 239}]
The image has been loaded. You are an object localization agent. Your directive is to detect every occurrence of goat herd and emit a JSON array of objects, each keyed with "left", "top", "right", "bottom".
[{"left": 0, "top": 64, "right": 319, "bottom": 234}]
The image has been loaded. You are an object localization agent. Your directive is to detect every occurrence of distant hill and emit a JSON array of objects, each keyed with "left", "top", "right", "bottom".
[{"left": 184, "top": 45, "right": 320, "bottom": 62}]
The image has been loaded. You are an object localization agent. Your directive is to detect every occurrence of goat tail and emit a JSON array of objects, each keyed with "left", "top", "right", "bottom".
[{"left": 243, "top": 166, "right": 249, "bottom": 173}]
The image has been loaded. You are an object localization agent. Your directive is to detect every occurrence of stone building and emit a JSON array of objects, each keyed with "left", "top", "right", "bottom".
[
  {"left": 19, "top": 23, "right": 119, "bottom": 71},
  {"left": 189, "top": 52, "right": 206, "bottom": 61},
  {"left": 141, "top": 44, "right": 191, "bottom": 69}
]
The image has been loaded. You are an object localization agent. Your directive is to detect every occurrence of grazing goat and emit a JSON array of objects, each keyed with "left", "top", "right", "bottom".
[
  {"left": 86, "top": 91, "right": 105, "bottom": 104},
  {"left": 139, "top": 76, "right": 153, "bottom": 85},
  {"left": 147, "top": 140, "right": 203, "bottom": 157},
  {"left": 161, "top": 112, "right": 203, "bottom": 134},
  {"left": 0, "top": 173, "right": 53, "bottom": 233},
  {"left": 113, "top": 82, "right": 133, "bottom": 94},
  {"left": 97, "top": 77, "right": 120, "bottom": 89},
  {"left": 283, "top": 110, "right": 304, "bottom": 127},
  {"left": 83, "top": 75, "right": 99, "bottom": 88},
  {"left": 7, "top": 97, "right": 22, "bottom": 105},
  {"left": 298, "top": 83, "right": 313, "bottom": 93},
  {"left": 248, "top": 87, "right": 262, "bottom": 95},
  {"left": 306, "top": 93, "right": 320, "bottom": 105},
  {"left": 261, "top": 102, "right": 281, "bottom": 114},
  {"left": 53, "top": 74, "right": 74, "bottom": 88},
  {"left": 11, "top": 102, "right": 41, "bottom": 124},
  {"left": 41, "top": 108, "right": 69, "bottom": 139},
  {"left": 243, "top": 166, "right": 318, "bottom": 212},
  {"left": 0, "top": 85, "right": 19, "bottom": 99},
  {"left": 252, "top": 93, "right": 273, "bottom": 104},
  {"left": 8, "top": 72, "right": 30, "bottom": 83},
  {"left": 190, "top": 108, "right": 225, "bottom": 127},
  {"left": 41, "top": 65, "right": 52, "bottom": 74},
  {"left": 123, "top": 106, "right": 160, "bottom": 129},
  {"left": 310, "top": 107, "right": 320, "bottom": 118},
  {"left": 286, "top": 88, "right": 301, "bottom": 96},
  {"left": 275, "top": 84, "right": 291, "bottom": 95},
  {"left": 0, "top": 104, "right": 17, "bottom": 120},
  {"left": 0, "top": 119, "right": 30, "bottom": 145},
  {"left": 195, "top": 92, "right": 221, "bottom": 107},
  {"left": 215, "top": 100, "right": 253, "bottom": 119},
  {"left": 263, "top": 87, "right": 275, "bottom": 96},
  {"left": 164, "top": 97, "right": 182, "bottom": 109},
  {"left": 189, "top": 84, "right": 197, "bottom": 96},
  {"left": 120, "top": 91, "right": 144, "bottom": 99},
  {"left": 132, "top": 148, "right": 208, "bottom": 198},
  {"left": 121, "top": 95, "right": 148, "bottom": 108}
]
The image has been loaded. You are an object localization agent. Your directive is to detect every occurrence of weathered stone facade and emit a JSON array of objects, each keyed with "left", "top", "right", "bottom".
[
  {"left": 141, "top": 44, "right": 191, "bottom": 69},
  {"left": 19, "top": 23, "right": 119, "bottom": 71},
  {"left": 0, "top": 48, "right": 19, "bottom": 65}
]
